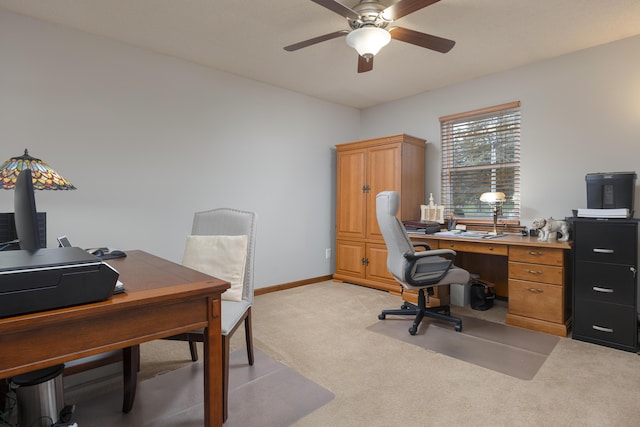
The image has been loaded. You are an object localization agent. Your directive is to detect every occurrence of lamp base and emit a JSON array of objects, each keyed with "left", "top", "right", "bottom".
[{"left": 483, "top": 232, "right": 504, "bottom": 239}]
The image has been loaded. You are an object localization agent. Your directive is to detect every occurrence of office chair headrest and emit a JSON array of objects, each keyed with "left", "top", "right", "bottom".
[{"left": 376, "top": 191, "right": 400, "bottom": 217}]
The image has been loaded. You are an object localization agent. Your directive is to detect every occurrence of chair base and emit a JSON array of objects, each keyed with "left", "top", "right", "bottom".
[{"left": 378, "top": 288, "right": 462, "bottom": 335}]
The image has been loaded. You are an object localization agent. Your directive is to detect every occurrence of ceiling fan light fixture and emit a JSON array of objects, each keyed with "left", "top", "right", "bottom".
[{"left": 346, "top": 26, "right": 391, "bottom": 59}]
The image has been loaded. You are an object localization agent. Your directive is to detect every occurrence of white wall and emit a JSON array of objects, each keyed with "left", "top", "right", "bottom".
[
  {"left": 3, "top": 8, "right": 640, "bottom": 290},
  {"left": 0, "top": 10, "right": 360, "bottom": 288},
  {"left": 360, "top": 35, "right": 640, "bottom": 227}
]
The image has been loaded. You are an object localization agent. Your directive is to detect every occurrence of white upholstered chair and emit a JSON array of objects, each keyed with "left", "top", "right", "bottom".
[{"left": 164, "top": 208, "right": 257, "bottom": 422}]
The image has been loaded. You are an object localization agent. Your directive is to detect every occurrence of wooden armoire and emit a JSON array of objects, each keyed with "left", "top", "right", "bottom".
[{"left": 333, "top": 134, "right": 426, "bottom": 294}]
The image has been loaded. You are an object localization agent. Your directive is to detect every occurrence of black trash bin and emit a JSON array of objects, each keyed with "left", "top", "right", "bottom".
[{"left": 470, "top": 279, "right": 496, "bottom": 311}]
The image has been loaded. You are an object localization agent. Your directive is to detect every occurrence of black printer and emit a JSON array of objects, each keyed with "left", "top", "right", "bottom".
[{"left": 0, "top": 247, "right": 119, "bottom": 318}]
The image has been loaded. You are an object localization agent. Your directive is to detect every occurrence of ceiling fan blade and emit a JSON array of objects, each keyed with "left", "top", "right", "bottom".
[
  {"left": 284, "top": 30, "right": 349, "bottom": 51},
  {"left": 382, "top": 0, "right": 440, "bottom": 21},
  {"left": 357, "top": 55, "right": 374, "bottom": 73},
  {"left": 311, "top": 0, "right": 360, "bottom": 20},
  {"left": 389, "top": 27, "right": 455, "bottom": 53}
]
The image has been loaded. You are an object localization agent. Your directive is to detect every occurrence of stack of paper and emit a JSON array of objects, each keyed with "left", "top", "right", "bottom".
[{"left": 577, "top": 208, "right": 629, "bottom": 218}]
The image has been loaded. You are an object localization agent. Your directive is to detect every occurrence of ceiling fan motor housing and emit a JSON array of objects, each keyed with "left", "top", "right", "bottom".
[{"left": 348, "top": 0, "right": 390, "bottom": 30}]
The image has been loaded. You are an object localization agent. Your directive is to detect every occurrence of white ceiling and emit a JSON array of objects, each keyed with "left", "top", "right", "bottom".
[{"left": 2, "top": 0, "right": 640, "bottom": 109}]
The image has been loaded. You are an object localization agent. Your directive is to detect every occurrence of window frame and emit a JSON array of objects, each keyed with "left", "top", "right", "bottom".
[{"left": 440, "top": 101, "right": 521, "bottom": 228}]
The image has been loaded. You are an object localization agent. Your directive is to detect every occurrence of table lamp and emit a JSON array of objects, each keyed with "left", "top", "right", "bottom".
[
  {"left": 0, "top": 149, "right": 76, "bottom": 190},
  {"left": 480, "top": 192, "right": 506, "bottom": 235},
  {"left": 0, "top": 149, "right": 76, "bottom": 249}
]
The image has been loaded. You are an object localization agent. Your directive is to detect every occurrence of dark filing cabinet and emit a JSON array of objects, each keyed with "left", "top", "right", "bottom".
[{"left": 572, "top": 218, "right": 639, "bottom": 352}]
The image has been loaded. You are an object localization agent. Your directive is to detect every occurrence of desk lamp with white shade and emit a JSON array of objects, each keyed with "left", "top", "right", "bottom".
[{"left": 480, "top": 192, "right": 506, "bottom": 236}]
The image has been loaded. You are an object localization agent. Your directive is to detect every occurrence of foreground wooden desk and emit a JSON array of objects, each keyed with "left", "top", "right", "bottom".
[
  {"left": 0, "top": 250, "right": 229, "bottom": 426},
  {"left": 410, "top": 233, "right": 572, "bottom": 337}
]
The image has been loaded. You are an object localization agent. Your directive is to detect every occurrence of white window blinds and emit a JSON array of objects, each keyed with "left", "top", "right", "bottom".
[{"left": 440, "top": 101, "right": 521, "bottom": 221}]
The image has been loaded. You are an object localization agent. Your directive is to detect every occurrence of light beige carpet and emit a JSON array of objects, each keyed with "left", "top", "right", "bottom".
[
  {"left": 367, "top": 313, "right": 559, "bottom": 380},
  {"left": 252, "top": 281, "right": 640, "bottom": 427}
]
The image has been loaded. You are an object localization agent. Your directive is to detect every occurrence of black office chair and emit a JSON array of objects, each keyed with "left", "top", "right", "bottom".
[{"left": 376, "top": 191, "right": 469, "bottom": 335}]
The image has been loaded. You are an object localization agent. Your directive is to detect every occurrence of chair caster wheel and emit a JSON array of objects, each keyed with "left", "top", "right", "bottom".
[
  {"left": 455, "top": 325, "right": 462, "bottom": 332},
  {"left": 401, "top": 304, "right": 409, "bottom": 310},
  {"left": 444, "top": 309, "right": 451, "bottom": 316},
  {"left": 378, "top": 313, "right": 386, "bottom": 320},
  {"left": 409, "top": 326, "right": 417, "bottom": 335}
]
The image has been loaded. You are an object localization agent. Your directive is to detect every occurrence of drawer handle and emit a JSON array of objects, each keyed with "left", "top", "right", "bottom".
[
  {"left": 527, "top": 251, "right": 544, "bottom": 256},
  {"left": 525, "top": 287, "right": 543, "bottom": 294},
  {"left": 524, "top": 269, "right": 543, "bottom": 275},
  {"left": 592, "top": 325, "right": 614, "bottom": 333},
  {"left": 593, "top": 248, "right": 614, "bottom": 254},
  {"left": 592, "top": 286, "right": 614, "bottom": 293}
]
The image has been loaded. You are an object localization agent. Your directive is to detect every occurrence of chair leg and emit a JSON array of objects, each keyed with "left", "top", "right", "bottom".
[
  {"left": 188, "top": 340, "right": 199, "bottom": 362},
  {"left": 418, "top": 288, "right": 462, "bottom": 333},
  {"left": 244, "top": 308, "right": 254, "bottom": 366},
  {"left": 222, "top": 334, "right": 230, "bottom": 423},
  {"left": 378, "top": 289, "right": 462, "bottom": 334}
]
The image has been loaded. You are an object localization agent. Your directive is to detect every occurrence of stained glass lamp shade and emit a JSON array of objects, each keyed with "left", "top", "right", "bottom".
[{"left": 0, "top": 149, "right": 76, "bottom": 190}]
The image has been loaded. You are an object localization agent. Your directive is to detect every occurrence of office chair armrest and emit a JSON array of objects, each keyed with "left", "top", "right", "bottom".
[
  {"left": 405, "top": 248, "right": 456, "bottom": 262},
  {"left": 412, "top": 243, "right": 431, "bottom": 251},
  {"left": 403, "top": 249, "right": 457, "bottom": 287}
]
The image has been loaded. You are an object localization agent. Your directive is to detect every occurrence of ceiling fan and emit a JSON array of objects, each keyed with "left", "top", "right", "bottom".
[{"left": 284, "top": 0, "right": 455, "bottom": 73}]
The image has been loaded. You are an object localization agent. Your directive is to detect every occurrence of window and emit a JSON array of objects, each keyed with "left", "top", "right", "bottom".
[{"left": 440, "top": 101, "right": 521, "bottom": 224}]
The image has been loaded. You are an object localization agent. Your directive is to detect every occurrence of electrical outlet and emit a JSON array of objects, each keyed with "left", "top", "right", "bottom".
[{"left": 325, "top": 248, "right": 331, "bottom": 259}]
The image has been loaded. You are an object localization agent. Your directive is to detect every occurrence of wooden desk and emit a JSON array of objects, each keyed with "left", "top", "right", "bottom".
[
  {"left": 0, "top": 250, "right": 229, "bottom": 426},
  {"left": 411, "top": 233, "right": 572, "bottom": 337}
]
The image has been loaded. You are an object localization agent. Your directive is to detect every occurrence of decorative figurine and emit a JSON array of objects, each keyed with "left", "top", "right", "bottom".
[
  {"left": 421, "top": 193, "right": 445, "bottom": 223},
  {"left": 531, "top": 217, "right": 570, "bottom": 241}
]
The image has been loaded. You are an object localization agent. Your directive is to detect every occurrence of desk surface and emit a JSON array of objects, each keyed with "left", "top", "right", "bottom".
[
  {"left": 411, "top": 232, "right": 571, "bottom": 250},
  {"left": 0, "top": 250, "right": 229, "bottom": 426}
]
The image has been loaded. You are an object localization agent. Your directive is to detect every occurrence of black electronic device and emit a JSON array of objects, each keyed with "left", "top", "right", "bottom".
[
  {"left": 0, "top": 247, "right": 119, "bottom": 318},
  {"left": 106, "top": 250, "right": 127, "bottom": 259},
  {"left": 60, "top": 236, "right": 126, "bottom": 259},
  {"left": 14, "top": 169, "right": 43, "bottom": 250},
  {"left": 586, "top": 172, "right": 636, "bottom": 215},
  {"left": 403, "top": 220, "right": 441, "bottom": 234},
  {"left": 0, "top": 213, "right": 46, "bottom": 251}
]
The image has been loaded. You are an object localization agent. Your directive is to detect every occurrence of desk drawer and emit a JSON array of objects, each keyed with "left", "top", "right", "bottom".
[
  {"left": 438, "top": 240, "right": 508, "bottom": 256},
  {"left": 509, "top": 279, "right": 564, "bottom": 323},
  {"left": 574, "top": 221, "right": 637, "bottom": 265},
  {"left": 509, "top": 246, "right": 564, "bottom": 266},
  {"left": 574, "top": 260, "right": 635, "bottom": 305},
  {"left": 509, "top": 262, "right": 564, "bottom": 285},
  {"left": 573, "top": 298, "right": 637, "bottom": 349}
]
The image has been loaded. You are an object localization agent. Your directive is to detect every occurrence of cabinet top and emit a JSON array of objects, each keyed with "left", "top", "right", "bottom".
[{"left": 336, "top": 134, "right": 426, "bottom": 151}]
